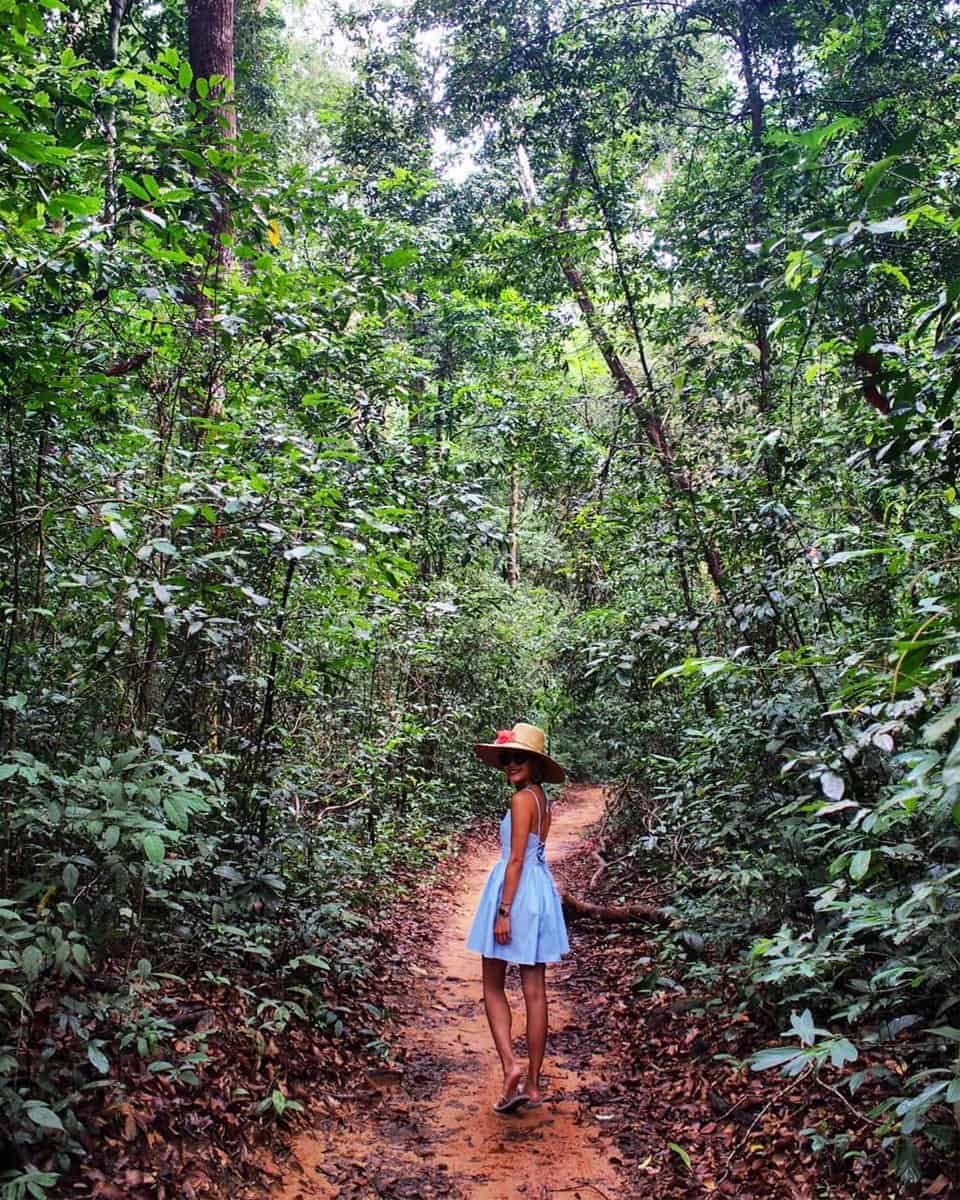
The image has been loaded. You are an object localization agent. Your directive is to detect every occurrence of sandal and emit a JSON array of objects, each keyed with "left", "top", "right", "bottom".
[
  {"left": 492, "top": 1065, "right": 528, "bottom": 1115},
  {"left": 492, "top": 1091, "right": 529, "bottom": 1114}
]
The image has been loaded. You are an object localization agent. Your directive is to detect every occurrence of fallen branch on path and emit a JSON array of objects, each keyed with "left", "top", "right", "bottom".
[
  {"left": 561, "top": 892, "right": 668, "bottom": 926},
  {"left": 588, "top": 850, "right": 632, "bottom": 891}
]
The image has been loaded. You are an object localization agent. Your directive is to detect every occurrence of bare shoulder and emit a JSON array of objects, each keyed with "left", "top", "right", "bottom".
[
  {"left": 510, "top": 786, "right": 544, "bottom": 824},
  {"left": 510, "top": 786, "right": 539, "bottom": 811},
  {"left": 509, "top": 787, "right": 537, "bottom": 839}
]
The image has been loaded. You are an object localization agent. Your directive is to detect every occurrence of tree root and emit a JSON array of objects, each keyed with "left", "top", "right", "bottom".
[{"left": 561, "top": 892, "right": 668, "bottom": 925}]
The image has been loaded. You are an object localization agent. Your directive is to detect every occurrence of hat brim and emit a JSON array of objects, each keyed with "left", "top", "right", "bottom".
[{"left": 473, "top": 741, "right": 566, "bottom": 784}]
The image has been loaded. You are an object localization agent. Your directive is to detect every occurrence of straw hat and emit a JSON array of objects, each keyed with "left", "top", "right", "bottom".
[{"left": 473, "top": 722, "right": 566, "bottom": 784}]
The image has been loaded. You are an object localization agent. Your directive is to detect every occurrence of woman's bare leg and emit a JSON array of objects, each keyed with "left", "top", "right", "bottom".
[
  {"left": 519, "top": 963, "right": 547, "bottom": 1101},
  {"left": 482, "top": 957, "right": 523, "bottom": 1100}
]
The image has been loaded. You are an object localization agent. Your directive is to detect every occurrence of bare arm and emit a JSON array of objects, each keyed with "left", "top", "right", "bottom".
[
  {"left": 494, "top": 790, "right": 536, "bottom": 944},
  {"left": 501, "top": 788, "right": 535, "bottom": 907}
]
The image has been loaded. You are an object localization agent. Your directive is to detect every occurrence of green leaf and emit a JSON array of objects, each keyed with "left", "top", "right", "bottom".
[
  {"left": 178, "top": 61, "right": 193, "bottom": 90},
  {"left": 925, "top": 1026, "right": 960, "bottom": 1041},
  {"left": 119, "top": 174, "right": 151, "bottom": 202},
  {"left": 0, "top": 763, "right": 18, "bottom": 780},
  {"left": 26, "top": 1103, "right": 64, "bottom": 1131},
  {"left": 789, "top": 1009, "right": 818, "bottom": 1046},
  {"left": 49, "top": 193, "right": 100, "bottom": 218},
  {"left": 860, "top": 156, "right": 897, "bottom": 198},
  {"left": 21, "top": 945, "right": 42, "bottom": 982},
  {"left": 667, "top": 1142, "right": 691, "bottom": 1169},
  {"left": 142, "top": 834, "right": 165, "bottom": 864},
  {"left": 383, "top": 246, "right": 419, "bottom": 271},
  {"left": 893, "top": 1135, "right": 921, "bottom": 1182},
  {"left": 923, "top": 703, "right": 960, "bottom": 744},
  {"left": 896, "top": 1081, "right": 948, "bottom": 1133},
  {"left": 870, "top": 261, "right": 911, "bottom": 290},
  {"left": 87, "top": 1044, "right": 109, "bottom": 1074},
  {"left": 849, "top": 850, "right": 872, "bottom": 882},
  {"left": 62, "top": 863, "right": 79, "bottom": 894},
  {"left": 750, "top": 1046, "right": 804, "bottom": 1071},
  {"left": 163, "top": 795, "right": 189, "bottom": 831},
  {"left": 828, "top": 1038, "right": 859, "bottom": 1068}
]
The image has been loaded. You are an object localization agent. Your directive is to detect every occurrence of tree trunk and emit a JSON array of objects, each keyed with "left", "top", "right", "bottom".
[
  {"left": 736, "top": 4, "right": 772, "bottom": 413},
  {"left": 507, "top": 464, "right": 520, "bottom": 587},
  {"left": 515, "top": 145, "right": 727, "bottom": 593},
  {"left": 187, "top": 0, "right": 236, "bottom": 426},
  {"left": 188, "top": 0, "right": 237, "bottom": 148},
  {"left": 102, "top": 0, "right": 129, "bottom": 229}
]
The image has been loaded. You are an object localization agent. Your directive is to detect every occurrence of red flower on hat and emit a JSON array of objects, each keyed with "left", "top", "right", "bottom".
[{"left": 494, "top": 729, "right": 514, "bottom": 744}]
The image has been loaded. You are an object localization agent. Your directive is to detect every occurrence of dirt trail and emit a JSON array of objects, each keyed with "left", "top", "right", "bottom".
[{"left": 274, "top": 785, "right": 625, "bottom": 1200}]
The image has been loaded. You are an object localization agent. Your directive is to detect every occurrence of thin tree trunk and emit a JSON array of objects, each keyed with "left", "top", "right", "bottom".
[
  {"left": 736, "top": 4, "right": 772, "bottom": 413},
  {"left": 187, "top": 0, "right": 236, "bottom": 428},
  {"left": 515, "top": 145, "right": 727, "bottom": 593},
  {"left": 507, "top": 465, "right": 520, "bottom": 587},
  {"left": 103, "top": 0, "right": 129, "bottom": 229}
]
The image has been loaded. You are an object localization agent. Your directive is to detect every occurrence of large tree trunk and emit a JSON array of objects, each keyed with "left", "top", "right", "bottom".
[{"left": 188, "top": 0, "right": 237, "bottom": 148}]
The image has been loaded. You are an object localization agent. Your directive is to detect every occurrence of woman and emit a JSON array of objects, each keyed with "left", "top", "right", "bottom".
[{"left": 466, "top": 722, "right": 570, "bottom": 1114}]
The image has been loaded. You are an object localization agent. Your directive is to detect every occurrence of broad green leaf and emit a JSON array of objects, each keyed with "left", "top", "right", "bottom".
[
  {"left": 119, "top": 174, "right": 151, "bottom": 202},
  {"left": 751, "top": 1046, "right": 804, "bottom": 1070},
  {"left": 21, "top": 945, "right": 42, "bottom": 981},
  {"left": 163, "top": 796, "right": 189, "bottom": 832},
  {"left": 88, "top": 1044, "right": 110, "bottom": 1074},
  {"left": 828, "top": 1038, "right": 858, "bottom": 1067},
  {"left": 922, "top": 703, "right": 960, "bottom": 744},
  {"left": 26, "top": 1104, "right": 64, "bottom": 1131},
  {"left": 142, "top": 834, "right": 165, "bottom": 864},
  {"left": 850, "top": 850, "right": 872, "bottom": 882}
]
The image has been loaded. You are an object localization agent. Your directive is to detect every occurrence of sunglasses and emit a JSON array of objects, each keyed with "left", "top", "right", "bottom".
[{"left": 498, "top": 750, "right": 530, "bottom": 766}]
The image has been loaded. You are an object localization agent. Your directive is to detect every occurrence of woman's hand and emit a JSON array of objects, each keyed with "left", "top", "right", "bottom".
[{"left": 494, "top": 913, "right": 511, "bottom": 945}]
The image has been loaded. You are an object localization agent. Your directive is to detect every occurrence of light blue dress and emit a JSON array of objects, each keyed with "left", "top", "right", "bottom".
[{"left": 466, "top": 790, "right": 570, "bottom": 965}]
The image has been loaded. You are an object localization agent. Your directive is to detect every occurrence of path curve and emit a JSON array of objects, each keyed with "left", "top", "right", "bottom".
[{"left": 275, "top": 785, "right": 624, "bottom": 1200}]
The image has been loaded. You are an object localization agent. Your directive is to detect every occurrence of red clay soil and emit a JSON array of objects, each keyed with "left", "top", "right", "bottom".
[{"left": 268, "top": 785, "right": 625, "bottom": 1200}]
